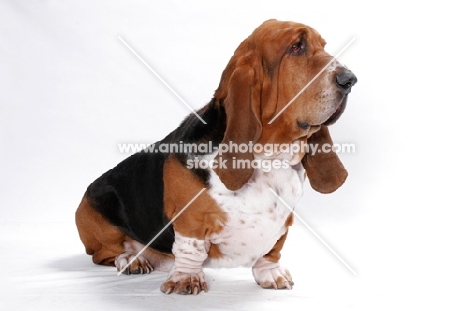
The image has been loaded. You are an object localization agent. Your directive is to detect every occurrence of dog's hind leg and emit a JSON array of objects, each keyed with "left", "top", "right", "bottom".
[{"left": 75, "top": 195, "right": 174, "bottom": 273}]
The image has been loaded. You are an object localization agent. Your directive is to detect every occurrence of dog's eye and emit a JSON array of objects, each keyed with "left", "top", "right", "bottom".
[
  {"left": 297, "top": 121, "right": 310, "bottom": 130},
  {"left": 291, "top": 41, "right": 305, "bottom": 55}
]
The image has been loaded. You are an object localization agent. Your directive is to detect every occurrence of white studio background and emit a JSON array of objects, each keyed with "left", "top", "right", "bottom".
[{"left": 1, "top": 1, "right": 467, "bottom": 310}]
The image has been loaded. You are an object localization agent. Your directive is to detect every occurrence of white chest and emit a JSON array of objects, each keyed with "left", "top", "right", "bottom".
[{"left": 204, "top": 156, "right": 305, "bottom": 268}]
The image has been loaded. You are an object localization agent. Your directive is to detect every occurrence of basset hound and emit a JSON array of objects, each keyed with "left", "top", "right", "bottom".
[{"left": 75, "top": 19, "right": 357, "bottom": 295}]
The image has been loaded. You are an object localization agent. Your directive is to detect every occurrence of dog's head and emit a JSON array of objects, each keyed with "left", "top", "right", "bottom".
[{"left": 213, "top": 19, "right": 357, "bottom": 192}]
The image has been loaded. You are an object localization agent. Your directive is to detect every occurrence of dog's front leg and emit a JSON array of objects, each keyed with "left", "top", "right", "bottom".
[
  {"left": 252, "top": 228, "right": 294, "bottom": 290},
  {"left": 160, "top": 231, "right": 208, "bottom": 295}
]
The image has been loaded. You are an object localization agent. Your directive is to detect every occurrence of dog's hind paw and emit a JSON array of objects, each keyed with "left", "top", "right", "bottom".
[{"left": 115, "top": 252, "right": 154, "bottom": 275}]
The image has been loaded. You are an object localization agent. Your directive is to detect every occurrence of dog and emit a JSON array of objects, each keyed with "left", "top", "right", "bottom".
[{"left": 75, "top": 19, "right": 357, "bottom": 295}]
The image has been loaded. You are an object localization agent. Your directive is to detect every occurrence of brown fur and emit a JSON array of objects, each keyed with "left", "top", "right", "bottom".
[
  {"left": 75, "top": 196, "right": 126, "bottom": 265},
  {"left": 163, "top": 156, "right": 227, "bottom": 240},
  {"left": 76, "top": 196, "right": 174, "bottom": 271},
  {"left": 302, "top": 126, "right": 348, "bottom": 193}
]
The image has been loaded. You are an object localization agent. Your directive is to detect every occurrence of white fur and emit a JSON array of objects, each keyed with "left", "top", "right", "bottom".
[
  {"left": 171, "top": 233, "right": 207, "bottom": 273},
  {"left": 201, "top": 153, "right": 305, "bottom": 268},
  {"left": 169, "top": 149, "right": 305, "bottom": 277},
  {"left": 252, "top": 256, "right": 293, "bottom": 289}
]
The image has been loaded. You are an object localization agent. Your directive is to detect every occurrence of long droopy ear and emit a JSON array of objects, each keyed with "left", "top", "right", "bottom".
[
  {"left": 302, "top": 126, "right": 348, "bottom": 194},
  {"left": 213, "top": 65, "right": 262, "bottom": 191}
]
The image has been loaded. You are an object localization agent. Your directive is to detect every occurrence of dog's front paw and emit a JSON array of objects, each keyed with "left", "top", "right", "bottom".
[
  {"left": 160, "top": 271, "right": 208, "bottom": 295},
  {"left": 253, "top": 265, "right": 294, "bottom": 289},
  {"left": 252, "top": 258, "right": 293, "bottom": 290}
]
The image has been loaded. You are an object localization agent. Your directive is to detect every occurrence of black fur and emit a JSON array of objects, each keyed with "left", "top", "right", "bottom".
[{"left": 86, "top": 99, "right": 226, "bottom": 254}]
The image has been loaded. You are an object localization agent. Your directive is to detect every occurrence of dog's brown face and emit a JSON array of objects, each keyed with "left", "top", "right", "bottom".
[
  {"left": 250, "top": 20, "right": 357, "bottom": 146},
  {"left": 214, "top": 19, "right": 357, "bottom": 191}
]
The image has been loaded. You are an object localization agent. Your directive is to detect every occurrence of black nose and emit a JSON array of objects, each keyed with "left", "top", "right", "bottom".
[{"left": 336, "top": 69, "right": 357, "bottom": 90}]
